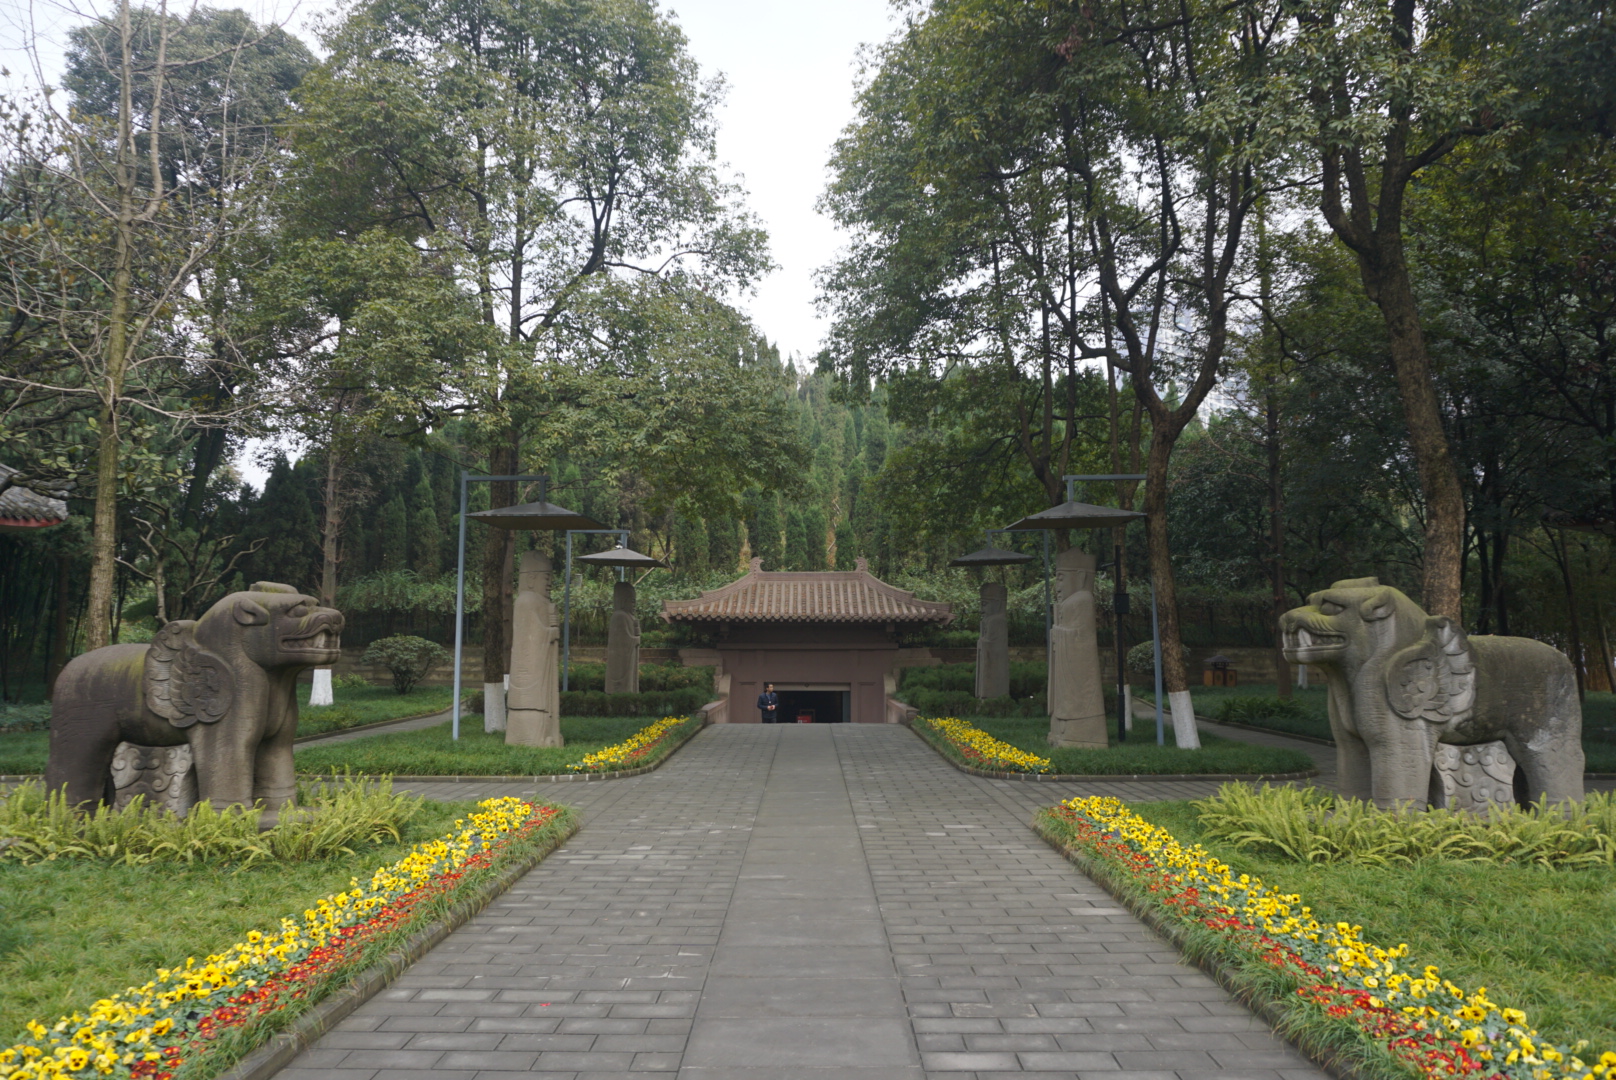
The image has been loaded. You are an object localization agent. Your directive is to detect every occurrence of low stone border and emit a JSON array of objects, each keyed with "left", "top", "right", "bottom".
[
  {"left": 1198, "top": 715, "right": 1337, "bottom": 747},
  {"left": 213, "top": 814, "right": 580, "bottom": 1080},
  {"left": 294, "top": 707, "right": 454, "bottom": 745},
  {"left": 905, "top": 722, "right": 1319, "bottom": 783},
  {"left": 1032, "top": 816, "right": 1366, "bottom": 1080},
  {"left": 299, "top": 716, "right": 710, "bottom": 785}
]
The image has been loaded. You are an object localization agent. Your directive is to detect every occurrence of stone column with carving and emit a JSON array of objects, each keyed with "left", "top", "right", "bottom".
[
  {"left": 1048, "top": 548, "right": 1108, "bottom": 747},
  {"left": 605, "top": 580, "right": 641, "bottom": 694},
  {"left": 975, "top": 581, "right": 1009, "bottom": 699},
  {"left": 506, "top": 551, "right": 563, "bottom": 747}
]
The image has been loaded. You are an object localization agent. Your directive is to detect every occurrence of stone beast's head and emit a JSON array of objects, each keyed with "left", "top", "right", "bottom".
[
  {"left": 1279, "top": 578, "right": 1477, "bottom": 727},
  {"left": 1278, "top": 578, "right": 1428, "bottom": 672},
  {"left": 144, "top": 583, "right": 344, "bottom": 729}
]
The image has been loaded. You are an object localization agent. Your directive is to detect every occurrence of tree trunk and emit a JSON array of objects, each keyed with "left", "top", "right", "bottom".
[
  {"left": 84, "top": 0, "right": 142, "bottom": 651},
  {"left": 1370, "top": 259, "right": 1466, "bottom": 621},
  {"left": 46, "top": 555, "right": 71, "bottom": 695},
  {"left": 1143, "top": 426, "right": 1198, "bottom": 748},
  {"left": 1550, "top": 529, "right": 1587, "bottom": 700},
  {"left": 1267, "top": 388, "right": 1291, "bottom": 698},
  {"left": 319, "top": 449, "right": 344, "bottom": 608},
  {"left": 481, "top": 443, "right": 516, "bottom": 684}
]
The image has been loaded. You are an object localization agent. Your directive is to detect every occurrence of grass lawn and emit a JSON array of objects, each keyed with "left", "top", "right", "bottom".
[
  {"left": 0, "top": 685, "right": 461, "bottom": 774},
  {"left": 297, "top": 683, "right": 457, "bottom": 737},
  {"left": 928, "top": 715, "right": 1317, "bottom": 775},
  {"left": 1179, "top": 683, "right": 1616, "bottom": 771},
  {"left": 0, "top": 731, "right": 45, "bottom": 775},
  {"left": 1128, "top": 799, "right": 1616, "bottom": 1057},
  {"left": 294, "top": 715, "right": 697, "bottom": 775},
  {"left": 0, "top": 798, "right": 488, "bottom": 1043}
]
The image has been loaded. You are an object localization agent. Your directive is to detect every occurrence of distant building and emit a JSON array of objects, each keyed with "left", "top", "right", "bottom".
[
  {"left": 663, "top": 557, "right": 952, "bottom": 724},
  {"left": 0, "top": 464, "right": 68, "bottom": 534}
]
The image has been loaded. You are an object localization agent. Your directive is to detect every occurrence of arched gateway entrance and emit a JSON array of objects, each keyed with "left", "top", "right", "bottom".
[{"left": 662, "top": 557, "right": 953, "bottom": 723}]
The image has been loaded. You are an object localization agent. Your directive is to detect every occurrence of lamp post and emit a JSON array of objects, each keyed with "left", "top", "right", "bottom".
[
  {"left": 558, "top": 529, "right": 626, "bottom": 691},
  {"left": 1004, "top": 490, "right": 1148, "bottom": 746},
  {"left": 450, "top": 474, "right": 605, "bottom": 740},
  {"left": 1061, "top": 473, "right": 1163, "bottom": 746}
]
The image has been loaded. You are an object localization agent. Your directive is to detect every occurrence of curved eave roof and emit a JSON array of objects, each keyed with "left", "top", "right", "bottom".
[
  {"left": 0, "top": 465, "right": 67, "bottom": 532},
  {"left": 662, "top": 560, "right": 953, "bottom": 625}
]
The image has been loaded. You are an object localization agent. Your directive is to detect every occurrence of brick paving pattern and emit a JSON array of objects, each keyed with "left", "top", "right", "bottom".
[{"left": 275, "top": 723, "right": 1334, "bottom": 1079}]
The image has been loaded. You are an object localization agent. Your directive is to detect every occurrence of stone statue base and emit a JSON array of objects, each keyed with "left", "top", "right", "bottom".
[
  {"left": 110, "top": 742, "right": 197, "bottom": 817},
  {"left": 1430, "top": 741, "right": 1520, "bottom": 813},
  {"left": 1048, "top": 716, "right": 1107, "bottom": 749}
]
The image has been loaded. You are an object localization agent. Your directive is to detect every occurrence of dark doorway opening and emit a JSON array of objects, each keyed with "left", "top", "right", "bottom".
[{"left": 776, "top": 689, "right": 846, "bottom": 723}]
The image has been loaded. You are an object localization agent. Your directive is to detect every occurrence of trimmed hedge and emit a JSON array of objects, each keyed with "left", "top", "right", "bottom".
[
  {"left": 901, "top": 687, "right": 1048, "bottom": 718},
  {"left": 562, "top": 662, "right": 714, "bottom": 694},
  {"left": 559, "top": 686, "right": 710, "bottom": 716},
  {"left": 899, "top": 661, "right": 1047, "bottom": 699}
]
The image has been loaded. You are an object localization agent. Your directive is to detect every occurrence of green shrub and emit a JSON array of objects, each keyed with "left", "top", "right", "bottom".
[
  {"left": 899, "top": 661, "right": 1045, "bottom": 700},
  {"left": 559, "top": 686, "right": 709, "bottom": 716},
  {"left": 360, "top": 635, "right": 450, "bottom": 694},
  {"left": 0, "top": 704, "right": 49, "bottom": 733},
  {"left": 903, "top": 687, "right": 1048, "bottom": 718},
  {"left": 1195, "top": 782, "right": 1616, "bottom": 868},
  {"left": 1213, "top": 695, "right": 1309, "bottom": 724},
  {"left": 561, "top": 662, "right": 713, "bottom": 694},
  {"left": 1125, "top": 640, "right": 1188, "bottom": 674},
  {"left": 0, "top": 776, "right": 421, "bottom": 865},
  {"left": 334, "top": 672, "right": 374, "bottom": 690}
]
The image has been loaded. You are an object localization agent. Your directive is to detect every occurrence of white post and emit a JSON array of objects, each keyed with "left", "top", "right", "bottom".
[{"left": 309, "top": 668, "right": 333, "bottom": 707}]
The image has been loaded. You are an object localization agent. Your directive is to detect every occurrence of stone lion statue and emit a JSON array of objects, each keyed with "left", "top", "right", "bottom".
[
  {"left": 47, "top": 583, "right": 343, "bottom": 826},
  {"left": 1280, "top": 577, "right": 1583, "bottom": 809}
]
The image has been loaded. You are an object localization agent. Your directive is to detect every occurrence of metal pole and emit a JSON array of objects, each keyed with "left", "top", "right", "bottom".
[
  {"left": 451, "top": 471, "right": 469, "bottom": 741},
  {"left": 562, "top": 531, "right": 573, "bottom": 691},
  {"left": 1152, "top": 579, "right": 1164, "bottom": 746},
  {"left": 1042, "top": 530, "right": 1052, "bottom": 672},
  {"left": 1115, "top": 539, "right": 1128, "bottom": 745}
]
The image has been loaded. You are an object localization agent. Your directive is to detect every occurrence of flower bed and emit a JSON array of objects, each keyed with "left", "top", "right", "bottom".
[
  {"left": 0, "top": 797, "right": 570, "bottom": 1080},
  {"left": 1036, "top": 795, "right": 1616, "bottom": 1080},
  {"left": 567, "top": 714, "right": 699, "bottom": 773},
  {"left": 913, "top": 715, "right": 1051, "bottom": 773}
]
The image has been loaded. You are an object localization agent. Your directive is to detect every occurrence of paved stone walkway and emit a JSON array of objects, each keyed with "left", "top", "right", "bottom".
[{"left": 278, "top": 725, "right": 1330, "bottom": 1080}]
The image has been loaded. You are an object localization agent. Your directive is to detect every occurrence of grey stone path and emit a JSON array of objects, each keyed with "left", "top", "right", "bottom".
[{"left": 278, "top": 725, "right": 1329, "bottom": 1080}]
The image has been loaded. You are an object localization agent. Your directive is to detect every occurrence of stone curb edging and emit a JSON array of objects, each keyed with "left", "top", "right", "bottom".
[
  {"left": 1031, "top": 818, "right": 1369, "bottom": 1080},
  {"left": 904, "top": 724, "right": 1319, "bottom": 784},
  {"left": 293, "top": 707, "right": 455, "bottom": 746},
  {"left": 296, "top": 717, "right": 710, "bottom": 785},
  {"left": 212, "top": 814, "right": 581, "bottom": 1080},
  {"left": 1198, "top": 715, "right": 1338, "bottom": 747}
]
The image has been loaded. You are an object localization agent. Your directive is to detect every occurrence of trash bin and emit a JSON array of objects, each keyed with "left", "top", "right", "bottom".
[{"left": 1203, "top": 654, "right": 1237, "bottom": 687}]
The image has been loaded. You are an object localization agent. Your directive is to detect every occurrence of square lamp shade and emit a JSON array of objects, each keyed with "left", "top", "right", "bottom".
[
  {"left": 576, "top": 547, "right": 669, "bottom": 569},
  {"left": 948, "top": 546, "right": 1035, "bottom": 568},
  {"left": 1004, "top": 501, "right": 1146, "bottom": 531},
  {"left": 467, "top": 501, "right": 608, "bottom": 531}
]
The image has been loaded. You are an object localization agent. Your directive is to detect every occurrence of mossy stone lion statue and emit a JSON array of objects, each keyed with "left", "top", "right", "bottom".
[
  {"left": 46, "top": 582, "right": 343, "bottom": 827},
  {"left": 1280, "top": 577, "right": 1583, "bottom": 810}
]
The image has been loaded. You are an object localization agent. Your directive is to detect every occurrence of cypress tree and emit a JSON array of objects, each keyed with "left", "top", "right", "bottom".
[
  {"left": 410, "top": 471, "right": 441, "bottom": 574},
  {"left": 834, "top": 519, "right": 857, "bottom": 569},
  {"left": 377, "top": 495, "right": 408, "bottom": 571},
  {"left": 674, "top": 513, "right": 709, "bottom": 574},
  {"left": 784, "top": 508, "right": 809, "bottom": 570},
  {"left": 708, "top": 516, "right": 741, "bottom": 574},
  {"left": 751, "top": 493, "right": 784, "bottom": 570},
  {"left": 801, "top": 507, "right": 828, "bottom": 570}
]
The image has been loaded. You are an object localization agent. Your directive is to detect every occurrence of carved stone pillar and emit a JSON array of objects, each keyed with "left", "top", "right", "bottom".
[
  {"left": 975, "top": 581, "right": 1009, "bottom": 699},
  {"left": 506, "top": 551, "right": 563, "bottom": 747},
  {"left": 1048, "top": 548, "right": 1107, "bottom": 748},
  {"left": 605, "top": 581, "right": 641, "bottom": 694}
]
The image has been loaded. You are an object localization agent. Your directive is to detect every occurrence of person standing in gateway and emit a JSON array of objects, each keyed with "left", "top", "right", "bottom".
[{"left": 757, "top": 683, "right": 780, "bottom": 724}]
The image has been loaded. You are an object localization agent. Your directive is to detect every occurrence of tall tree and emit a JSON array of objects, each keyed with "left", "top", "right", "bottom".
[
  {"left": 296, "top": 0, "right": 769, "bottom": 694},
  {"left": 0, "top": 3, "right": 306, "bottom": 648},
  {"left": 1279, "top": 0, "right": 1522, "bottom": 619}
]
